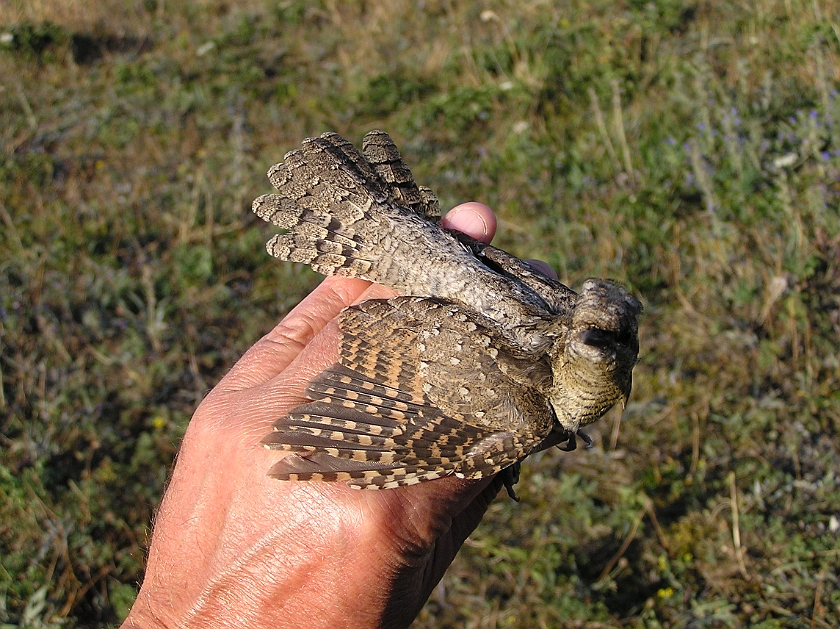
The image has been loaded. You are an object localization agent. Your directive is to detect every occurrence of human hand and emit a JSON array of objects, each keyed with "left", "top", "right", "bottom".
[{"left": 124, "top": 202, "right": 543, "bottom": 629}]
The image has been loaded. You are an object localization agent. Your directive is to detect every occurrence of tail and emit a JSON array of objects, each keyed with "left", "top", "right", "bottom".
[{"left": 252, "top": 131, "right": 439, "bottom": 278}]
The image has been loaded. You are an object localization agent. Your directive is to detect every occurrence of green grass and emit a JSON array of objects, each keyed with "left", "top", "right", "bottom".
[{"left": 1, "top": 0, "right": 839, "bottom": 626}]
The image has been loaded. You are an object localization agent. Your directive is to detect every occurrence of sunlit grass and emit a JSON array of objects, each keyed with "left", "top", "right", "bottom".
[{"left": 1, "top": 0, "right": 839, "bottom": 626}]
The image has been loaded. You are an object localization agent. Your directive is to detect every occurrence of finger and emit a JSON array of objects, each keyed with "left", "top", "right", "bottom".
[
  {"left": 377, "top": 475, "right": 504, "bottom": 626},
  {"left": 440, "top": 202, "right": 497, "bottom": 243},
  {"left": 218, "top": 276, "right": 372, "bottom": 392},
  {"left": 425, "top": 475, "right": 505, "bottom": 582},
  {"left": 525, "top": 258, "right": 559, "bottom": 280}
]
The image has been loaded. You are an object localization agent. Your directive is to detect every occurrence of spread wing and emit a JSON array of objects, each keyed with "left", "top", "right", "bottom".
[{"left": 262, "top": 297, "right": 556, "bottom": 489}]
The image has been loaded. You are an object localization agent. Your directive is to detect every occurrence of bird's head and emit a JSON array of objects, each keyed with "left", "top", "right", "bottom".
[{"left": 549, "top": 279, "right": 642, "bottom": 432}]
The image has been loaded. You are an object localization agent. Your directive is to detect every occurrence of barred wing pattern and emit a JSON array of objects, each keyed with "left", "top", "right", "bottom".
[{"left": 262, "top": 297, "right": 555, "bottom": 489}]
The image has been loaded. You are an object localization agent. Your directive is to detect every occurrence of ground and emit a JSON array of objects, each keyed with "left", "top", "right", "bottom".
[{"left": 1, "top": 0, "right": 839, "bottom": 626}]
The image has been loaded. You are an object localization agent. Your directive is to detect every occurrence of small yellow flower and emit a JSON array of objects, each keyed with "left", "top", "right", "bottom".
[
  {"left": 657, "top": 587, "right": 674, "bottom": 599},
  {"left": 152, "top": 416, "right": 166, "bottom": 430}
]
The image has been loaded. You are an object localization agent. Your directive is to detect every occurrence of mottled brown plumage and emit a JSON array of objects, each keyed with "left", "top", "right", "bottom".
[{"left": 253, "top": 131, "right": 642, "bottom": 497}]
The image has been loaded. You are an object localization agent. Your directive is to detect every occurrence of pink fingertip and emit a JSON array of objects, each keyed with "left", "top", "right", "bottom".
[
  {"left": 441, "top": 202, "right": 497, "bottom": 243},
  {"left": 525, "top": 259, "right": 559, "bottom": 280}
]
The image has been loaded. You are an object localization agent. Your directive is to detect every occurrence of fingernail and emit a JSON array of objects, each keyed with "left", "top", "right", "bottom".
[{"left": 444, "top": 204, "right": 490, "bottom": 237}]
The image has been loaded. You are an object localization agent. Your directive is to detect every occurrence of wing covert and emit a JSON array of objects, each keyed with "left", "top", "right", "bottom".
[{"left": 262, "top": 297, "right": 556, "bottom": 489}]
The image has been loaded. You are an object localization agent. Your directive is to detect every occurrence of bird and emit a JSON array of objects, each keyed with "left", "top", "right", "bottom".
[{"left": 252, "top": 130, "right": 642, "bottom": 499}]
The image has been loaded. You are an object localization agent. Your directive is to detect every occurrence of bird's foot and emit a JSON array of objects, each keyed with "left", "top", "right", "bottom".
[
  {"left": 556, "top": 429, "right": 593, "bottom": 452},
  {"left": 500, "top": 463, "right": 521, "bottom": 502}
]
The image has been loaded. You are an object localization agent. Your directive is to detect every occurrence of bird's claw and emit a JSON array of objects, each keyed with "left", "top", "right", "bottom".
[
  {"left": 557, "top": 429, "right": 593, "bottom": 452},
  {"left": 500, "top": 463, "right": 521, "bottom": 502}
]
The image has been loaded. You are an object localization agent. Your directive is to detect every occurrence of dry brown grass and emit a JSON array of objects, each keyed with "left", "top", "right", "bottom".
[{"left": 2, "top": 0, "right": 839, "bottom": 626}]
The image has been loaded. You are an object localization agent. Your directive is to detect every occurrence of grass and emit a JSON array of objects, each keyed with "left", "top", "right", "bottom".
[{"left": 1, "top": 0, "right": 839, "bottom": 626}]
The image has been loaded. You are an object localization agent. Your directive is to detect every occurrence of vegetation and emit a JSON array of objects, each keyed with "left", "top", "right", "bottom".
[{"left": 1, "top": 0, "right": 838, "bottom": 626}]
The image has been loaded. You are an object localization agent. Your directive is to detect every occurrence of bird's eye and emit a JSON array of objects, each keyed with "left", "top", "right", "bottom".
[{"left": 579, "top": 328, "right": 616, "bottom": 349}]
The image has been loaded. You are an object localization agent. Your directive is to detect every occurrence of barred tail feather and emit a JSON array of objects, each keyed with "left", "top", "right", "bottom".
[
  {"left": 253, "top": 131, "right": 441, "bottom": 280},
  {"left": 361, "top": 130, "right": 440, "bottom": 220}
]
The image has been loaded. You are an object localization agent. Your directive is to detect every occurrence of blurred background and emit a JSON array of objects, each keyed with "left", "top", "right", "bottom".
[{"left": 1, "top": 0, "right": 839, "bottom": 626}]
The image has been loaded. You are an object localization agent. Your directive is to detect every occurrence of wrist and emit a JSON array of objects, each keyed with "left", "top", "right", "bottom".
[{"left": 123, "top": 482, "right": 398, "bottom": 629}]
